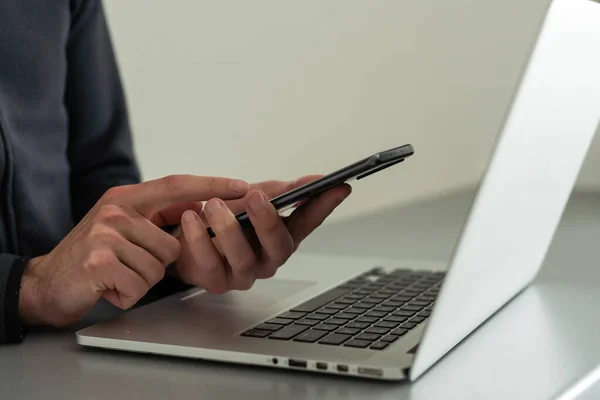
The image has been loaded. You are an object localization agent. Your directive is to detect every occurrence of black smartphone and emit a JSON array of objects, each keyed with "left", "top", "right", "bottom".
[{"left": 207, "top": 144, "right": 414, "bottom": 237}]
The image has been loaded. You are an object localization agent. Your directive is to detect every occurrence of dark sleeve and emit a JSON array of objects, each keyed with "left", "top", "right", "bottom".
[
  {"left": 0, "top": 254, "right": 28, "bottom": 344},
  {"left": 65, "top": 0, "right": 141, "bottom": 223}
]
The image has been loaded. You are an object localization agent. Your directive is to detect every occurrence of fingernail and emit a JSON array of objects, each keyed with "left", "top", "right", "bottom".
[
  {"left": 248, "top": 192, "right": 267, "bottom": 213},
  {"left": 182, "top": 210, "right": 197, "bottom": 222},
  {"left": 204, "top": 199, "right": 222, "bottom": 215},
  {"left": 230, "top": 179, "right": 249, "bottom": 194}
]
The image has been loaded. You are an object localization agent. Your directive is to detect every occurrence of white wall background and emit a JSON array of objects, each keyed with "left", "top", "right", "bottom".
[{"left": 103, "top": 0, "right": 600, "bottom": 223}]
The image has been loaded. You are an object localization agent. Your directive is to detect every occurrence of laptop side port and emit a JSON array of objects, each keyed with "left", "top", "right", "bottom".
[
  {"left": 316, "top": 362, "right": 328, "bottom": 371},
  {"left": 288, "top": 359, "right": 307, "bottom": 368},
  {"left": 358, "top": 367, "right": 384, "bottom": 377},
  {"left": 336, "top": 364, "right": 349, "bottom": 373}
]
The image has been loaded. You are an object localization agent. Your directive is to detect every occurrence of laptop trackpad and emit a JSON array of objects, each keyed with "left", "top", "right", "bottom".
[{"left": 181, "top": 279, "right": 315, "bottom": 308}]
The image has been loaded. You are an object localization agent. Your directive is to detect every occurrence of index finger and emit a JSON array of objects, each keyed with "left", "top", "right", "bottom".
[{"left": 108, "top": 175, "right": 249, "bottom": 216}]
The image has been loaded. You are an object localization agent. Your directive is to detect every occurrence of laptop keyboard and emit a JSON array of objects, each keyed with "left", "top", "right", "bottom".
[{"left": 241, "top": 267, "right": 445, "bottom": 351}]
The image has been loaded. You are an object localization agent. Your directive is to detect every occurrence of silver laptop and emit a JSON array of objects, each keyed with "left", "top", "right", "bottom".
[{"left": 76, "top": 0, "right": 600, "bottom": 381}]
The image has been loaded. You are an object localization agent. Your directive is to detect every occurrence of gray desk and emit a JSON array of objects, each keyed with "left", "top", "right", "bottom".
[{"left": 2, "top": 189, "right": 600, "bottom": 400}]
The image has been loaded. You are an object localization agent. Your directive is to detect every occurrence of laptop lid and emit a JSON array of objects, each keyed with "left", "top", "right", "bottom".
[{"left": 410, "top": 0, "right": 600, "bottom": 380}]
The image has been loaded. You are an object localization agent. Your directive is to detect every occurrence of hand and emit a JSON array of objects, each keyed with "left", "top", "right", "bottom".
[
  {"left": 168, "top": 176, "right": 351, "bottom": 293},
  {"left": 18, "top": 175, "right": 250, "bottom": 326}
]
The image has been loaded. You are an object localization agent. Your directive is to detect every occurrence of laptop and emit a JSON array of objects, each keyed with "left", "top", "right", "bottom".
[{"left": 76, "top": 0, "right": 600, "bottom": 381}]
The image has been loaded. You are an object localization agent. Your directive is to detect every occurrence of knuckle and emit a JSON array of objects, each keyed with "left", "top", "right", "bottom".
[
  {"left": 162, "top": 236, "right": 181, "bottom": 264},
  {"left": 96, "top": 204, "right": 129, "bottom": 226},
  {"left": 102, "top": 185, "right": 131, "bottom": 202},
  {"left": 161, "top": 174, "right": 184, "bottom": 191},
  {"left": 83, "top": 248, "right": 116, "bottom": 271},
  {"left": 149, "top": 265, "right": 166, "bottom": 285}
]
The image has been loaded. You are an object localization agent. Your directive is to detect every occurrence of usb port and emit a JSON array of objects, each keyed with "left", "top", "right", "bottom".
[
  {"left": 336, "top": 364, "right": 349, "bottom": 373},
  {"left": 288, "top": 359, "right": 307, "bottom": 368},
  {"left": 316, "top": 362, "right": 328, "bottom": 371}
]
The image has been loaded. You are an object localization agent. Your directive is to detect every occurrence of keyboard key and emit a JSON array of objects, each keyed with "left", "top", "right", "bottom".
[
  {"left": 344, "top": 339, "right": 372, "bottom": 348},
  {"left": 327, "top": 302, "right": 348, "bottom": 310},
  {"left": 345, "top": 294, "right": 365, "bottom": 300},
  {"left": 268, "top": 325, "right": 308, "bottom": 340},
  {"left": 370, "top": 341, "right": 390, "bottom": 350},
  {"left": 373, "top": 306, "right": 395, "bottom": 313},
  {"left": 375, "top": 321, "right": 399, "bottom": 329},
  {"left": 365, "top": 327, "right": 390, "bottom": 335},
  {"left": 306, "top": 313, "right": 329, "bottom": 321},
  {"left": 242, "top": 329, "right": 271, "bottom": 338},
  {"left": 364, "top": 311, "right": 387, "bottom": 318},
  {"left": 346, "top": 321, "right": 370, "bottom": 329},
  {"left": 319, "top": 333, "right": 351, "bottom": 345},
  {"left": 392, "top": 295, "right": 413, "bottom": 302},
  {"left": 336, "top": 327, "right": 361, "bottom": 336},
  {"left": 291, "top": 287, "right": 351, "bottom": 313},
  {"left": 255, "top": 323, "right": 284, "bottom": 332},
  {"left": 335, "top": 313, "right": 356, "bottom": 320},
  {"left": 267, "top": 318, "right": 294, "bottom": 326},
  {"left": 336, "top": 298, "right": 357, "bottom": 305},
  {"left": 353, "top": 302, "right": 375, "bottom": 310},
  {"left": 363, "top": 298, "right": 383, "bottom": 304},
  {"left": 355, "top": 333, "right": 381, "bottom": 341},
  {"left": 384, "top": 316, "right": 407, "bottom": 323},
  {"left": 420, "top": 295, "right": 437, "bottom": 301},
  {"left": 279, "top": 311, "right": 307, "bottom": 320},
  {"left": 325, "top": 318, "right": 346, "bottom": 326},
  {"left": 316, "top": 308, "right": 339, "bottom": 315},
  {"left": 370, "top": 293, "right": 391, "bottom": 300},
  {"left": 392, "top": 310, "right": 415, "bottom": 317},
  {"left": 356, "top": 316, "right": 378, "bottom": 323},
  {"left": 344, "top": 307, "right": 365, "bottom": 315},
  {"left": 410, "top": 300, "right": 430, "bottom": 307},
  {"left": 401, "top": 305, "right": 423, "bottom": 312},
  {"left": 382, "top": 300, "right": 404, "bottom": 307},
  {"left": 420, "top": 311, "right": 431, "bottom": 317},
  {"left": 295, "top": 319, "right": 319, "bottom": 326},
  {"left": 391, "top": 328, "right": 408, "bottom": 336},
  {"left": 411, "top": 316, "right": 425, "bottom": 323},
  {"left": 381, "top": 335, "right": 400, "bottom": 343},
  {"left": 401, "top": 322, "right": 417, "bottom": 330},
  {"left": 314, "top": 324, "right": 338, "bottom": 332},
  {"left": 293, "top": 329, "right": 328, "bottom": 343}
]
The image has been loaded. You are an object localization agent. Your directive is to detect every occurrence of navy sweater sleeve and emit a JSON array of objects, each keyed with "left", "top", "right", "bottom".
[
  {"left": 65, "top": 0, "right": 141, "bottom": 223},
  {"left": 0, "top": 254, "right": 27, "bottom": 343}
]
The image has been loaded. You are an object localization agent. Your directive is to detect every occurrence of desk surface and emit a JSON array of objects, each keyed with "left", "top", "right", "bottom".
[{"left": 2, "top": 190, "right": 600, "bottom": 400}]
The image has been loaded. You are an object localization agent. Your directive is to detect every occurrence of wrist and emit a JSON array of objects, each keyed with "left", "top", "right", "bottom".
[{"left": 18, "top": 256, "right": 45, "bottom": 326}]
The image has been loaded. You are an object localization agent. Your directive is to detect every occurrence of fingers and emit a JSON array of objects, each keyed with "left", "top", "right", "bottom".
[
  {"left": 178, "top": 209, "right": 229, "bottom": 293},
  {"left": 245, "top": 191, "right": 294, "bottom": 279},
  {"left": 203, "top": 199, "right": 257, "bottom": 290},
  {"left": 149, "top": 201, "right": 204, "bottom": 226},
  {"left": 104, "top": 175, "right": 249, "bottom": 217},
  {"left": 286, "top": 183, "right": 352, "bottom": 247},
  {"left": 111, "top": 239, "right": 167, "bottom": 287},
  {"left": 101, "top": 260, "right": 151, "bottom": 310},
  {"left": 224, "top": 180, "right": 295, "bottom": 214},
  {"left": 94, "top": 204, "right": 181, "bottom": 266},
  {"left": 223, "top": 176, "right": 323, "bottom": 214}
]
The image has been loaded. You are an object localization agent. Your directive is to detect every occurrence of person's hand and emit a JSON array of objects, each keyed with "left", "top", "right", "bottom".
[
  {"left": 166, "top": 176, "right": 351, "bottom": 293},
  {"left": 18, "top": 175, "right": 250, "bottom": 327}
]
